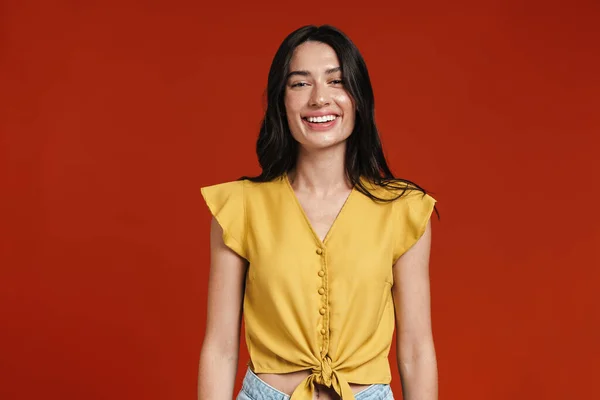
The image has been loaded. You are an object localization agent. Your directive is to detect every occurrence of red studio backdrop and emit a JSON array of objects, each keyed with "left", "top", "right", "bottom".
[{"left": 1, "top": 1, "right": 599, "bottom": 399}]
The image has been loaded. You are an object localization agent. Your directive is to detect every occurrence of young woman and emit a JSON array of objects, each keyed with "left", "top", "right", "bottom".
[{"left": 198, "top": 25, "right": 439, "bottom": 400}]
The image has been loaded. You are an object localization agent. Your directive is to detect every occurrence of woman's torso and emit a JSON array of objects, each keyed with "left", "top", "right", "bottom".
[
  {"left": 254, "top": 175, "right": 374, "bottom": 398},
  {"left": 249, "top": 175, "right": 391, "bottom": 398}
]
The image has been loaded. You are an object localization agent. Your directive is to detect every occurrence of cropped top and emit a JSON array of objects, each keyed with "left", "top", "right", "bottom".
[{"left": 200, "top": 172, "right": 437, "bottom": 400}]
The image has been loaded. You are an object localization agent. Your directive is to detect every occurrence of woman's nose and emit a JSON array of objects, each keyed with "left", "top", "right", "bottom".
[{"left": 309, "top": 84, "right": 330, "bottom": 107}]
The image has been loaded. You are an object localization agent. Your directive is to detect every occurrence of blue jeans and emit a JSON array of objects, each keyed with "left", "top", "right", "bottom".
[{"left": 236, "top": 367, "right": 395, "bottom": 400}]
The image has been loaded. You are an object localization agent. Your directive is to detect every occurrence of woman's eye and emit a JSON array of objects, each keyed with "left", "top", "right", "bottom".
[
  {"left": 291, "top": 82, "right": 308, "bottom": 88},
  {"left": 331, "top": 79, "right": 344, "bottom": 85}
]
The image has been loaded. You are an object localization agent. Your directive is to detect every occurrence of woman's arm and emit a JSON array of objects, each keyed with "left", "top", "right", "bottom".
[
  {"left": 392, "top": 219, "right": 438, "bottom": 400},
  {"left": 197, "top": 217, "right": 248, "bottom": 400}
]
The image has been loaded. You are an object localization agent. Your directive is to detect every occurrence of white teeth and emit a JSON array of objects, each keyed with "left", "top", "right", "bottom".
[{"left": 306, "top": 115, "right": 337, "bottom": 123}]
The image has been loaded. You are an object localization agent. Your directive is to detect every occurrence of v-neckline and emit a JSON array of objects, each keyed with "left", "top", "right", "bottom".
[{"left": 283, "top": 171, "right": 356, "bottom": 246}]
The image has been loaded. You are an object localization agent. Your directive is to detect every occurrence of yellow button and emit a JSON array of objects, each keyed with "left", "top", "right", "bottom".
[
  {"left": 318, "top": 270, "right": 325, "bottom": 277},
  {"left": 319, "top": 308, "right": 326, "bottom": 315},
  {"left": 316, "top": 248, "right": 323, "bottom": 255},
  {"left": 318, "top": 288, "right": 325, "bottom": 295},
  {"left": 320, "top": 328, "right": 326, "bottom": 335}
]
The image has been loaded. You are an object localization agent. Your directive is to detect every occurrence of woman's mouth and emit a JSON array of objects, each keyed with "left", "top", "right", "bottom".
[{"left": 302, "top": 115, "right": 340, "bottom": 131}]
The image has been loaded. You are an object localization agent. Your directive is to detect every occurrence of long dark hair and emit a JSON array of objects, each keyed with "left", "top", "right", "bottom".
[{"left": 239, "top": 24, "right": 439, "bottom": 219}]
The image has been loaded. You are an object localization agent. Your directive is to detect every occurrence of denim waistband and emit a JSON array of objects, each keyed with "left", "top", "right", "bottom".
[{"left": 240, "top": 367, "right": 394, "bottom": 400}]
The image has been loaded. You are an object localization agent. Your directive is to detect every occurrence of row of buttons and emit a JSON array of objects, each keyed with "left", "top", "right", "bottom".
[{"left": 317, "top": 247, "right": 327, "bottom": 337}]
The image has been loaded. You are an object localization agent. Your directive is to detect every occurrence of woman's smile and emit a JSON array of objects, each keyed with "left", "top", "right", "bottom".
[{"left": 302, "top": 114, "right": 340, "bottom": 131}]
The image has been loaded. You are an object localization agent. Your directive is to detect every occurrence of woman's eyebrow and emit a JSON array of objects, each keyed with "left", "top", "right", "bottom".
[{"left": 286, "top": 66, "right": 342, "bottom": 80}]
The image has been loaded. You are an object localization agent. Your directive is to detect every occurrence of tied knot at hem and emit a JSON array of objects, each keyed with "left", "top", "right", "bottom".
[
  {"left": 315, "top": 355, "right": 334, "bottom": 386},
  {"left": 289, "top": 356, "right": 355, "bottom": 400}
]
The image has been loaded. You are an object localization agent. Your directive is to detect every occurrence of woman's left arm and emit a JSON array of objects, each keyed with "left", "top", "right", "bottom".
[{"left": 392, "top": 219, "right": 438, "bottom": 400}]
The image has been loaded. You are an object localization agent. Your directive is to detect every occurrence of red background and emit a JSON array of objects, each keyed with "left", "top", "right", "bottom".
[{"left": 1, "top": 1, "right": 599, "bottom": 399}]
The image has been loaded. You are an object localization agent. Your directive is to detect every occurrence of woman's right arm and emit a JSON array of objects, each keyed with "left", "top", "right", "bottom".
[{"left": 197, "top": 217, "right": 248, "bottom": 400}]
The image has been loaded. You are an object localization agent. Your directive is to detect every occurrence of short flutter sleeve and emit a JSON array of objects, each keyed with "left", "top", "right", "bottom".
[
  {"left": 392, "top": 190, "right": 437, "bottom": 263},
  {"left": 200, "top": 180, "right": 248, "bottom": 260}
]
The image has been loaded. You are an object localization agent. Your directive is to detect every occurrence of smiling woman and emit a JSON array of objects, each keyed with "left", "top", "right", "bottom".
[{"left": 197, "top": 25, "right": 439, "bottom": 400}]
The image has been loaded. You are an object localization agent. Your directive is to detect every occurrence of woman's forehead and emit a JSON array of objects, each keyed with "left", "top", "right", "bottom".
[{"left": 289, "top": 42, "right": 341, "bottom": 73}]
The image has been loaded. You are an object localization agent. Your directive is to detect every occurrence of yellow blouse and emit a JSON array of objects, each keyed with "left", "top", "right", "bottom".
[{"left": 200, "top": 172, "right": 437, "bottom": 400}]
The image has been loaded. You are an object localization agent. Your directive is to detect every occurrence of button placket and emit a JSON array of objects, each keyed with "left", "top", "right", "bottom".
[{"left": 316, "top": 246, "right": 329, "bottom": 352}]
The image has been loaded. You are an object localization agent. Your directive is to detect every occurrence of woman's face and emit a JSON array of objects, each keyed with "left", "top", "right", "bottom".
[{"left": 284, "top": 41, "right": 356, "bottom": 150}]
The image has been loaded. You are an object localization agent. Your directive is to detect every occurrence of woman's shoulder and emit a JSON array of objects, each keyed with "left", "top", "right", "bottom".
[
  {"left": 199, "top": 177, "right": 241, "bottom": 203},
  {"left": 358, "top": 176, "right": 434, "bottom": 203},
  {"left": 200, "top": 175, "right": 285, "bottom": 199}
]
